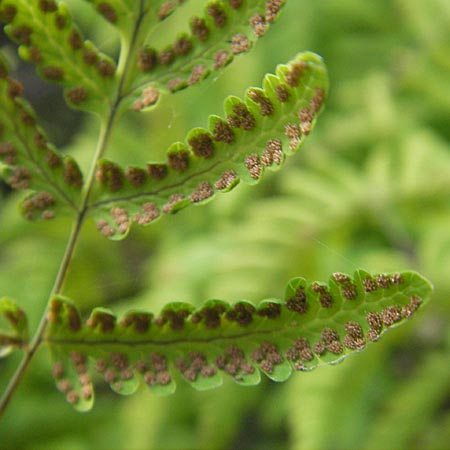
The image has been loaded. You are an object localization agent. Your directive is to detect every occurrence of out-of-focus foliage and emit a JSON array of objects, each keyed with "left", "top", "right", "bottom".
[{"left": 0, "top": 0, "right": 449, "bottom": 449}]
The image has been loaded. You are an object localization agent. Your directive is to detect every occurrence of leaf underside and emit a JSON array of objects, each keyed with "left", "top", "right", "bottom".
[
  {"left": 89, "top": 51, "right": 327, "bottom": 239},
  {"left": 0, "top": 298, "right": 28, "bottom": 358},
  {"left": 0, "top": 57, "right": 83, "bottom": 220},
  {"left": 127, "top": 0, "right": 287, "bottom": 110},
  {"left": 0, "top": 0, "right": 117, "bottom": 115},
  {"left": 0, "top": 1, "right": 287, "bottom": 115},
  {"left": 45, "top": 270, "right": 432, "bottom": 410}
]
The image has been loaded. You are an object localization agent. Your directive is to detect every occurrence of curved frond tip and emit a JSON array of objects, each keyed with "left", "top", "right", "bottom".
[
  {"left": 89, "top": 51, "right": 328, "bottom": 240},
  {"left": 44, "top": 270, "right": 432, "bottom": 410}
]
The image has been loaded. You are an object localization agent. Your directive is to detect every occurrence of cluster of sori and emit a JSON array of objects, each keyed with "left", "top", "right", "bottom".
[
  {"left": 92, "top": 54, "right": 326, "bottom": 238},
  {"left": 46, "top": 271, "right": 426, "bottom": 408},
  {"left": 133, "top": 0, "right": 286, "bottom": 108},
  {"left": 0, "top": 0, "right": 116, "bottom": 110},
  {"left": 0, "top": 58, "right": 83, "bottom": 220}
]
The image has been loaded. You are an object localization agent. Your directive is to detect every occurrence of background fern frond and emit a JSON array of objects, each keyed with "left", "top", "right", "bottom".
[{"left": 363, "top": 351, "right": 450, "bottom": 450}]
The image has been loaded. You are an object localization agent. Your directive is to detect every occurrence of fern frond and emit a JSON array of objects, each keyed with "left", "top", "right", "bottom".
[
  {"left": 0, "top": 58, "right": 83, "bottom": 220},
  {"left": 44, "top": 270, "right": 432, "bottom": 410},
  {"left": 0, "top": 0, "right": 117, "bottom": 114},
  {"left": 127, "top": 0, "right": 286, "bottom": 111},
  {"left": 87, "top": 51, "right": 327, "bottom": 239},
  {"left": 0, "top": 298, "right": 28, "bottom": 357},
  {"left": 77, "top": 1, "right": 164, "bottom": 80}
]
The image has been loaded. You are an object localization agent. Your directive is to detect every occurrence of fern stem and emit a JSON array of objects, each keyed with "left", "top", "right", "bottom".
[
  {"left": 0, "top": 117, "right": 116, "bottom": 418},
  {"left": 81, "top": 116, "right": 118, "bottom": 205},
  {"left": 0, "top": 214, "right": 84, "bottom": 418},
  {"left": 0, "top": 4, "right": 147, "bottom": 416},
  {"left": 0, "top": 350, "right": 35, "bottom": 418},
  {"left": 0, "top": 124, "right": 113, "bottom": 418},
  {"left": 117, "top": 0, "right": 146, "bottom": 100}
]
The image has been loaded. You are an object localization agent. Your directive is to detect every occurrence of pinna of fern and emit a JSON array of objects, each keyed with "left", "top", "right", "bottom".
[
  {"left": 0, "top": 0, "right": 297, "bottom": 228},
  {"left": 89, "top": 52, "right": 327, "bottom": 239},
  {"left": 0, "top": 48, "right": 328, "bottom": 236},
  {"left": 0, "top": 270, "right": 431, "bottom": 410},
  {"left": 0, "top": 0, "right": 287, "bottom": 114}
]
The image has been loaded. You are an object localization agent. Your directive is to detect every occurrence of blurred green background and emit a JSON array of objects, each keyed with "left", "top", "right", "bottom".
[{"left": 1, "top": 0, "right": 449, "bottom": 448}]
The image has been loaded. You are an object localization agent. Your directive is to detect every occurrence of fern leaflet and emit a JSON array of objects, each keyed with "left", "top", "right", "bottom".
[
  {"left": 1, "top": 0, "right": 117, "bottom": 114},
  {"left": 0, "top": 298, "right": 28, "bottom": 357},
  {"left": 43, "top": 270, "right": 432, "bottom": 410},
  {"left": 0, "top": 57, "right": 83, "bottom": 220},
  {"left": 88, "top": 51, "right": 327, "bottom": 239},
  {"left": 127, "top": 0, "right": 286, "bottom": 110}
]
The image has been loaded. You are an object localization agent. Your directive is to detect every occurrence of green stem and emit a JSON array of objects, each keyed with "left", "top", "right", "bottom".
[
  {"left": 0, "top": 115, "right": 116, "bottom": 419},
  {"left": 0, "top": 2, "right": 147, "bottom": 419},
  {"left": 0, "top": 215, "right": 84, "bottom": 418},
  {"left": 0, "top": 110, "right": 117, "bottom": 414}
]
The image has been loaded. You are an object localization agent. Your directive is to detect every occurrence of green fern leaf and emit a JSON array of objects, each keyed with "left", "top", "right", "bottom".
[
  {"left": 81, "top": 0, "right": 183, "bottom": 38},
  {"left": 0, "top": 298, "right": 28, "bottom": 357},
  {"left": 0, "top": 0, "right": 117, "bottom": 114},
  {"left": 88, "top": 51, "right": 326, "bottom": 239},
  {"left": 127, "top": 0, "right": 286, "bottom": 111},
  {"left": 80, "top": 0, "right": 141, "bottom": 35},
  {"left": 0, "top": 58, "right": 82, "bottom": 221},
  {"left": 44, "top": 270, "right": 432, "bottom": 410}
]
